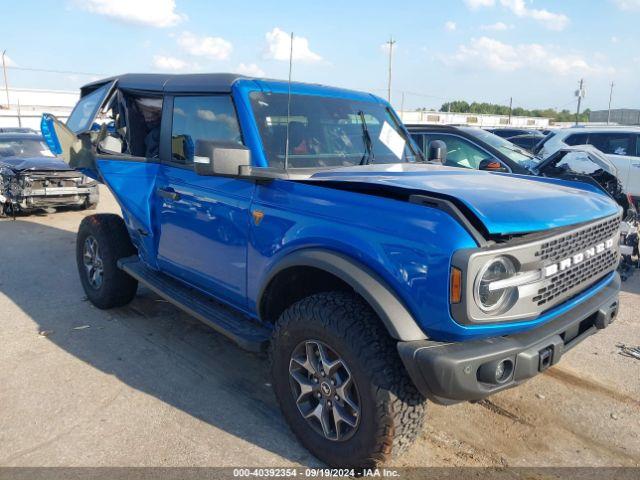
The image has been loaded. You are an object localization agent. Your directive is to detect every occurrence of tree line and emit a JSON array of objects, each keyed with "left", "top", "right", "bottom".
[{"left": 429, "top": 101, "right": 590, "bottom": 122}]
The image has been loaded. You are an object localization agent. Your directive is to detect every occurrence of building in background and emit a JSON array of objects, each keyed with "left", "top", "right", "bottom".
[
  {"left": 589, "top": 108, "right": 640, "bottom": 126},
  {"left": 0, "top": 87, "right": 77, "bottom": 130},
  {"left": 398, "top": 110, "right": 550, "bottom": 128}
]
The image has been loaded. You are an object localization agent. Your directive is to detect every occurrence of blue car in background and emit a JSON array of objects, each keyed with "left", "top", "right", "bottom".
[{"left": 42, "top": 74, "right": 621, "bottom": 468}]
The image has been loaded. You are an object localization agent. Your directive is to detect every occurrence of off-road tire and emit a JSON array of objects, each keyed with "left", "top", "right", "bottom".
[
  {"left": 76, "top": 214, "right": 138, "bottom": 309},
  {"left": 270, "top": 291, "right": 426, "bottom": 468}
]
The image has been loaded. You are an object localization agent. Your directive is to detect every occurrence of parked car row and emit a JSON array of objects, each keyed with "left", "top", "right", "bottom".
[
  {"left": 39, "top": 73, "right": 625, "bottom": 468},
  {"left": 486, "top": 128, "right": 547, "bottom": 152},
  {"left": 408, "top": 124, "right": 639, "bottom": 215}
]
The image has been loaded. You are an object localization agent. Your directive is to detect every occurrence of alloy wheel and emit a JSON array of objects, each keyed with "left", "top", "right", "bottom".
[
  {"left": 288, "top": 339, "right": 361, "bottom": 441},
  {"left": 83, "top": 235, "right": 104, "bottom": 289}
]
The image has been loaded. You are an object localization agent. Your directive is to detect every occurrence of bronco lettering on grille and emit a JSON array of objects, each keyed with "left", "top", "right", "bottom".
[{"left": 543, "top": 237, "right": 616, "bottom": 278}]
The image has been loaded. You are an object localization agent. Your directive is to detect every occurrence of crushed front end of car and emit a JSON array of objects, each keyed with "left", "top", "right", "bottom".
[{"left": 0, "top": 165, "right": 98, "bottom": 215}]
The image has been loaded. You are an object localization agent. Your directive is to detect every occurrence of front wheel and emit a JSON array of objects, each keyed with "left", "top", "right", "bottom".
[
  {"left": 270, "top": 292, "right": 426, "bottom": 468},
  {"left": 76, "top": 214, "right": 138, "bottom": 309}
]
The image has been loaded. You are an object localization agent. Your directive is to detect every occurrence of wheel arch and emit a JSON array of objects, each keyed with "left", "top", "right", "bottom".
[{"left": 258, "top": 249, "right": 427, "bottom": 341}]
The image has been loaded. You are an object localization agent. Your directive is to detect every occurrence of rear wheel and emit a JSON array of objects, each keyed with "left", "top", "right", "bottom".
[
  {"left": 270, "top": 292, "right": 426, "bottom": 468},
  {"left": 76, "top": 214, "right": 138, "bottom": 309}
]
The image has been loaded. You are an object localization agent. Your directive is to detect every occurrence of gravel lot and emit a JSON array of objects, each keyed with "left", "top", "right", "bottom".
[{"left": 1, "top": 186, "right": 639, "bottom": 468}]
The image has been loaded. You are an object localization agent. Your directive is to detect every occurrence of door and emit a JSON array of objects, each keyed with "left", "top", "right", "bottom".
[
  {"left": 156, "top": 94, "right": 254, "bottom": 307},
  {"left": 585, "top": 132, "right": 635, "bottom": 194},
  {"left": 42, "top": 83, "right": 162, "bottom": 265}
]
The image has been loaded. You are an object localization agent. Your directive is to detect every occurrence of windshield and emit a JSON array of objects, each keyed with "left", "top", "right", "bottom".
[
  {"left": 460, "top": 127, "right": 539, "bottom": 167},
  {"left": 66, "top": 82, "right": 112, "bottom": 134},
  {"left": 0, "top": 138, "right": 54, "bottom": 158},
  {"left": 249, "top": 92, "right": 420, "bottom": 168}
]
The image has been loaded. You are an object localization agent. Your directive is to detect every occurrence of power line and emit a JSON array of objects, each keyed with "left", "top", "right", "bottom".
[{"left": 6, "top": 65, "right": 105, "bottom": 77}]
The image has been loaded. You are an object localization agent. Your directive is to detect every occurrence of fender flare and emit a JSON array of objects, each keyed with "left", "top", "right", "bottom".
[{"left": 258, "top": 249, "right": 428, "bottom": 341}]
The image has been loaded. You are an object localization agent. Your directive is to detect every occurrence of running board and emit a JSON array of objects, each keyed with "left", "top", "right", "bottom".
[{"left": 117, "top": 256, "right": 270, "bottom": 352}]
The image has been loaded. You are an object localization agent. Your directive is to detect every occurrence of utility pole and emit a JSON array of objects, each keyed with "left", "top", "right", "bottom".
[
  {"left": 607, "top": 81, "right": 614, "bottom": 125},
  {"left": 575, "top": 78, "right": 585, "bottom": 125},
  {"left": 508, "top": 97, "right": 513, "bottom": 125},
  {"left": 1, "top": 50, "right": 10, "bottom": 109},
  {"left": 400, "top": 91, "right": 405, "bottom": 121},
  {"left": 386, "top": 36, "right": 396, "bottom": 104}
]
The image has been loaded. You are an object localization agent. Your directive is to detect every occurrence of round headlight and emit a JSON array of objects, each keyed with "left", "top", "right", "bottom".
[{"left": 474, "top": 256, "right": 517, "bottom": 313}]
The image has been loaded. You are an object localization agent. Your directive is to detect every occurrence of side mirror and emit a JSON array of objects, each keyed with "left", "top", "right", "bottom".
[
  {"left": 193, "top": 141, "right": 251, "bottom": 177},
  {"left": 479, "top": 158, "right": 508, "bottom": 173},
  {"left": 428, "top": 140, "right": 447, "bottom": 163}
]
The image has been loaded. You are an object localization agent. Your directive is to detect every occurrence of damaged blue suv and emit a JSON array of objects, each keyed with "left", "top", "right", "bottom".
[{"left": 42, "top": 74, "right": 621, "bottom": 468}]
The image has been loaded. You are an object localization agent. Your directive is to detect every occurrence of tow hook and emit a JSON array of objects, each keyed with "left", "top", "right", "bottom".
[
  {"left": 538, "top": 346, "right": 554, "bottom": 372},
  {"left": 595, "top": 301, "right": 618, "bottom": 329}
]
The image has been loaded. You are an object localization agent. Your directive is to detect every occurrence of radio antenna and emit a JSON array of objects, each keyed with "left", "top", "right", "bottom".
[{"left": 283, "top": 31, "right": 294, "bottom": 171}]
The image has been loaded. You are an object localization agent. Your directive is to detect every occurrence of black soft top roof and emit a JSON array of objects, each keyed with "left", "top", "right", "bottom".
[{"left": 81, "top": 73, "right": 251, "bottom": 97}]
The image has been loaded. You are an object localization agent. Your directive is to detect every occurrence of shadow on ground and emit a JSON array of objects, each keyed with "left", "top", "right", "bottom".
[{"left": 0, "top": 218, "right": 315, "bottom": 465}]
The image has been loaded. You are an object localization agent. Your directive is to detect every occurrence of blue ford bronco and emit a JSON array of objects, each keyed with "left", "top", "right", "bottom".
[{"left": 42, "top": 74, "right": 621, "bottom": 468}]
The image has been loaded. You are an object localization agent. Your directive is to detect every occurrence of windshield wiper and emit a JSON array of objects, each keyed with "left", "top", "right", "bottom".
[{"left": 358, "top": 111, "right": 375, "bottom": 165}]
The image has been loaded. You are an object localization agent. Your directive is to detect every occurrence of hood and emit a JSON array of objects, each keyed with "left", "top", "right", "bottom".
[
  {"left": 306, "top": 163, "right": 620, "bottom": 236},
  {"left": 0, "top": 156, "right": 72, "bottom": 172}
]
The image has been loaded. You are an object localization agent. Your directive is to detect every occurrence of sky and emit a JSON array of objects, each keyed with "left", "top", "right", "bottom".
[{"left": 1, "top": 0, "right": 638, "bottom": 112}]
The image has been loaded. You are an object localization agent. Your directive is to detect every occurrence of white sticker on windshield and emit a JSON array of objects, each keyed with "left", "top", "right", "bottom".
[
  {"left": 40, "top": 150, "right": 55, "bottom": 157},
  {"left": 379, "top": 121, "right": 405, "bottom": 160}
]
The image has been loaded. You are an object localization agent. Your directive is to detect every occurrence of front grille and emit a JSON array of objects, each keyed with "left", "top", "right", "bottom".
[
  {"left": 533, "top": 250, "right": 618, "bottom": 306},
  {"left": 30, "top": 178, "right": 80, "bottom": 189},
  {"left": 535, "top": 215, "right": 620, "bottom": 262},
  {"left": 532, "top": 215, "right": 620, "bottom": 307}
]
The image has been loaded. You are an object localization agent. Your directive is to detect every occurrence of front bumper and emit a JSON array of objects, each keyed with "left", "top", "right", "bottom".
[
  {"left": 4, "top": 185, "right": 99, "bottom": 210},
  {"left": 398, "top": 273, "right": 620, "bottom": 404}
]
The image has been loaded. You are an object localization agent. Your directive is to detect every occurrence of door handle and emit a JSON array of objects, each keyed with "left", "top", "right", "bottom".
[
  {"left": 157, "top": 188, "right": 181, "bottom": 201},
  {"left": 632, "top": 162, "right": 640, "bottom": 168}
]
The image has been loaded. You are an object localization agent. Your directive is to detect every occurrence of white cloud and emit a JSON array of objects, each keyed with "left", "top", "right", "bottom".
[
  {"left": 78, "top": 0, "right": 185, "bottom": 28},
  {"left": 464, "top": 0, "right": 495, "bottom": 9},
  {"left": 500, "top": 0, "right": 569, "bottom": 31},
  {"left": 152, "top": 55, "right": 190, "bottom": 71},
  {"left": 442, "top": 37, "right": 613, "bottom": 76},
  {"left": 445, "top": 21, "right": 457, "bottom": 31},
  {"left": 177, "top": 31, "right": 233, "bottom": 60},
  {"left": 463, "top": 0, "right": 569, "bottom": 30},
  {"left": 480, "top": 21, "right": 513, "bottom": 31},
  {"left": 263, "top": 28, "right": 322, "bottom": 63},
  {"left": 613, "top": 0, "right": 640, "bottom": 10},
  {"left": 235, "top": 63, "right": 265, "bottom": 77},
  {"left": 611, "top": 36, "right": 620, "bottom": 43}
]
